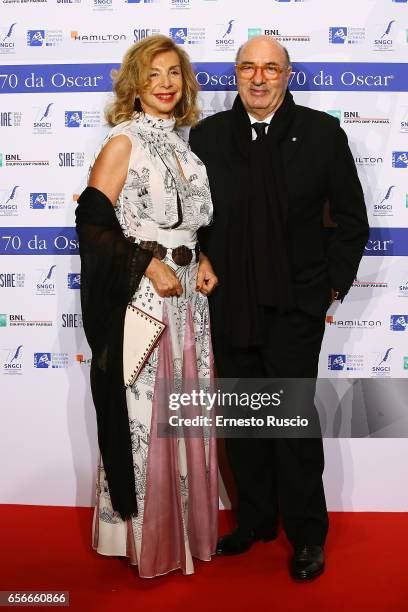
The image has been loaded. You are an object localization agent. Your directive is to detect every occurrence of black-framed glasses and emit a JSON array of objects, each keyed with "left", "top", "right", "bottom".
[{"left": 235, "top": 62, "right": 287, "bottom": 81}]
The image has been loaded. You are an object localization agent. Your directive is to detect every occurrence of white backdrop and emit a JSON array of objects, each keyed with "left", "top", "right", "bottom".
[{"left": 1, "top": 0, "right": 408, "bottom": 511}]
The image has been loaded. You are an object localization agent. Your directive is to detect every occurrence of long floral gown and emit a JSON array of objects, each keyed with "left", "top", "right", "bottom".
[{"left": 89, "top": 112, "right": 218, "bottom": 578}]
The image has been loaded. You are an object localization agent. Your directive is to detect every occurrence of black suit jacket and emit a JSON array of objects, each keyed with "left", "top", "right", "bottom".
[{"left": 189, "top": 95, "right": 369, "bottom": 333}]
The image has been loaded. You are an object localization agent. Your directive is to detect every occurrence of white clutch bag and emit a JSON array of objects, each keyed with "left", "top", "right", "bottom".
[{"left": 123, "top": 304, "right": 166, "bottom": 388}]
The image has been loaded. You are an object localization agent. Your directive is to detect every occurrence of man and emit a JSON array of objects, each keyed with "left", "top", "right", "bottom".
[{"left": 189, "top": 36, "right": 369, "bottom": 580}]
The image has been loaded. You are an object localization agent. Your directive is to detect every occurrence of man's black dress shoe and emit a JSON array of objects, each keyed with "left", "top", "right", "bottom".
[
  {"left": 216, "top": 527, "right": 277, "bottom": 556},
  {"left": 290, "top": 545, "right": 325, "bottom": 580}
]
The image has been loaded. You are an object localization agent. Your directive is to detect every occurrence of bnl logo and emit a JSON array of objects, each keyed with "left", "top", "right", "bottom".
[
  {"left": 169, "top": 28, "right": 188, "bottom": 44},
  {"left": 329, "top": 27, "right": 348, "bottom": 44},
  {"left": 326, "top": 110, "right": 342, "bottom": 122},
  {"left": 67, "top": 273, "right": 81, "bottom": 289},
  {"left": 390, "top": 315, "right": 408, "bottom": 331},
  {"left": 30, "top": 193, "right": 47, "bottom": 209},
  {"left": 27, "top": 30, "right": 45, "bottom": 46},
  {"left": 392, "top": 152, "right": 408, "bottom": 168},
  {"left": 328, "top": 354, "right": 346, "bottom": 370},
  {"left": 393, "top": 0, "right": 407, "bottom": 3},
  {"left": 34, "top": 353, "right": 51, "bottom": 368},
  {"left": 65, "top": 112, "right": 83, "bottom": 127}
]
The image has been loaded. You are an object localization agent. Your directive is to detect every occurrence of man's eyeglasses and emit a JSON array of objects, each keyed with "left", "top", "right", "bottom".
[{"left": 235, "top": 63, "right": 288, "bottom": 81}]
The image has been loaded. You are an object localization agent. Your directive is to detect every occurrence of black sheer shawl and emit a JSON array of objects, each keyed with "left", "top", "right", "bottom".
[{"left": 75, "top": 186, "right": 152, "bottom": 519}]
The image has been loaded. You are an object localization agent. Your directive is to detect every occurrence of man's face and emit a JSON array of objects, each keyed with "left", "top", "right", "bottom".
[{"left": 236, "top": 37, "right": 291, "bottom": 120}]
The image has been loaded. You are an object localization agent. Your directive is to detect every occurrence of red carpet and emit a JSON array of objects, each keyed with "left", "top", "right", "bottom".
[{"left": 1, "top": 506, "right": 407, "bottom": 612}]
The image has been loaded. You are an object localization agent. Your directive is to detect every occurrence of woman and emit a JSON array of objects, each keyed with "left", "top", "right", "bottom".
[{"left": 75, "top": 35, "right": 218, "bottom": 578}]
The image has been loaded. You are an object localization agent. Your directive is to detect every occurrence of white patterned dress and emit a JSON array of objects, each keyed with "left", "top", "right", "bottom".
[{"left": 89, "top": 112, "right": 218, "bottom": 578}]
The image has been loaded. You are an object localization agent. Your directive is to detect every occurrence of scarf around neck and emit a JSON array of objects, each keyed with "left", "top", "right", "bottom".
[{"left": 228, "top": 90, "right": 297, "bottom": 346}]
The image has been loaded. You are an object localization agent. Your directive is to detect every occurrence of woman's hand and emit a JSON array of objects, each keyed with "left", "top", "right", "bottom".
[
  {"left": 196, "top": 252, "right": 218, "bottom": 296},
  {"left": 145, "top": 257, "right": 183, "bottom": 297}
]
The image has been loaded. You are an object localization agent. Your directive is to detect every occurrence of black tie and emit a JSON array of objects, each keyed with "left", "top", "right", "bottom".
[{"left": 252, "top": 122, "right": 267, "bottom": 141}]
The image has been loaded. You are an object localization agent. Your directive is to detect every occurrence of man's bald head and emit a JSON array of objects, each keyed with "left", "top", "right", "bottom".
[
  {"left": 234, "top": 34, "right": 292, "bottom": 120},
  {"left": 236, "top": 35, "right": 290, "bottom": 66}
]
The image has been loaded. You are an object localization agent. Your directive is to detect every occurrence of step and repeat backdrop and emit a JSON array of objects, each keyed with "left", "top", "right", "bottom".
[{"left": 1, "top": 0, "right": 408, "bottom": 511}]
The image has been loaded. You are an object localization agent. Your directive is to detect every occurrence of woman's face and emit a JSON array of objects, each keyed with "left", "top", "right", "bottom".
[{"left": 139, "top": 50, "right": 183, "bottom": 119}]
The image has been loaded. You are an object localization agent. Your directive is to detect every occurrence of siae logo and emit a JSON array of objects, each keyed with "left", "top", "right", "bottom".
[
  {"left": 61, "top": 313, "right": 83, "bottom": 328},
  {"left": 0, "top": 272, "right": 25, "bottom": 288},
  {"left": 133, "top": 28, "right": 160, "bottom": 42},
  {"left": 0, "top": 111, "right": 23, "bottom": 127},
  {"left": 58, "top": 152, "right": 85, "bottom": 167}
]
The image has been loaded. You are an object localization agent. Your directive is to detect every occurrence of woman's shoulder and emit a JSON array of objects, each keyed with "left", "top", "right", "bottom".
[
  {"left": 89, "top": 124, "right": 133, "bottom": 175},
  {"left": 106, "top": 118, "right": 135, "bottom": 139}
]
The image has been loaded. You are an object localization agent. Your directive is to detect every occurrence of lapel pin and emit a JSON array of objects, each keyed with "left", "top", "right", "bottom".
[{"left": 291, "top": 136, "right": 297, "bottom": 142}]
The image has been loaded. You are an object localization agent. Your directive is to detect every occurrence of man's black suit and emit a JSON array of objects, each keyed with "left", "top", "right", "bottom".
[{"left": 189, "top": 93, "right": 369, "bottom": 546}]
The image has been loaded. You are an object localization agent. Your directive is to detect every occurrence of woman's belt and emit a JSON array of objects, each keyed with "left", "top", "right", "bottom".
[
  {"left": 137, "top": 240, "right": 200, "bottom": 266},
  {"left": 130, "top": 227, "right": 197, "bottom": 248}
]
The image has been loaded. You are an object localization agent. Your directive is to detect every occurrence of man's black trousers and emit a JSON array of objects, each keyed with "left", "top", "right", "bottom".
[{"left": 212, "top": 308, "right": 329, "bottom": 547}]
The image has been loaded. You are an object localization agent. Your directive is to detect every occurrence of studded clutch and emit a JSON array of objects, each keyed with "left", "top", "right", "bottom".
[{"left": 123, "top": 304, "right": 166, "bottom": 388}]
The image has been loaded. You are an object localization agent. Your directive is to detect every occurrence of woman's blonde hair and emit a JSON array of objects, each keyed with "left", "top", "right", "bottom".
[{"left": 106, "top": 35, "right": 200, "bottom": 127}]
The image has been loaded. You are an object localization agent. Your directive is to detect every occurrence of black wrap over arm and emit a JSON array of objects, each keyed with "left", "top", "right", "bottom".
[{"left": 75, "top": 186, "right": 153, "bottom": 519}]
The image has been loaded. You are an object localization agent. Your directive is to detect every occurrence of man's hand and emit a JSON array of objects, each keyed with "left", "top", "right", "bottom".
[
  {"left": 196, "top": 252, "right": 218, "bottom": 296},
  {"left": 145, "top": 257, "right": 183, "bottom": 298},
  {"left": 331, "top": 289, "right": 340, "bottom": 302}
]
